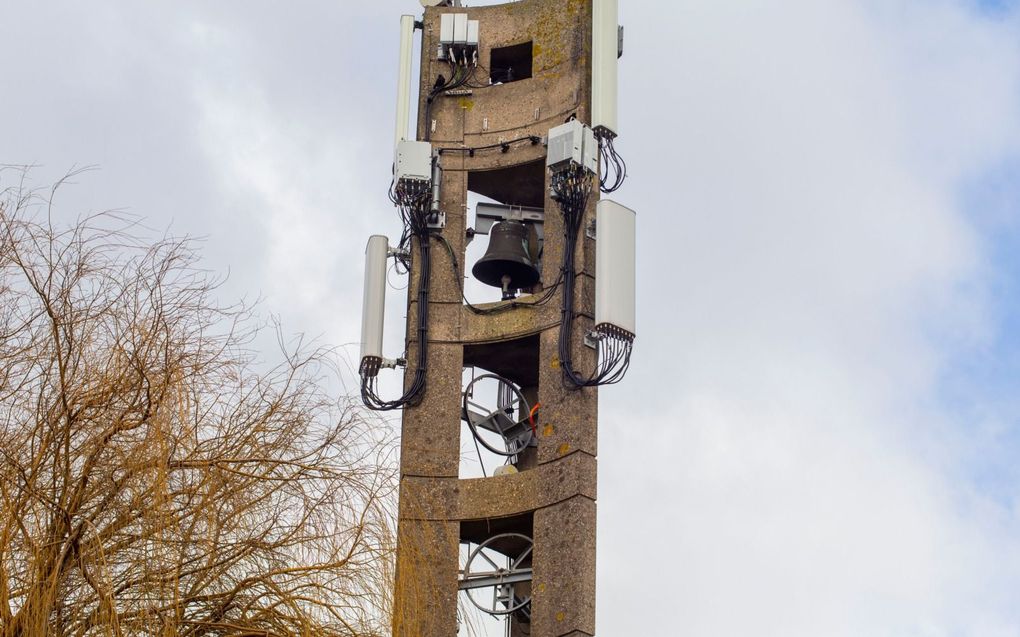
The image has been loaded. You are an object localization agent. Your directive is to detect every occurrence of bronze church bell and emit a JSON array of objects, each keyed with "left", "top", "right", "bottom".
[{"left": 472, "top": 220, "right": 541, "bottom": 300}]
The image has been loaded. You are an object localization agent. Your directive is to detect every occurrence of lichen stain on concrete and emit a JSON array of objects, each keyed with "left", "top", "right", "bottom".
[{"left": 567, "top": 0, "right": 585, "bottom": 15}]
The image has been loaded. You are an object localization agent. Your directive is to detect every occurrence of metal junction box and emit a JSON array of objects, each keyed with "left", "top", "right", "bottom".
[
  {"left": 439, "top": 13, "right": 480, "bottom": 61},
  {"left": 547, "top": 120, "right": 598, "bottom": 175},
  {"left": 396, "top": 140, "right": 432, "bottom": 183}
]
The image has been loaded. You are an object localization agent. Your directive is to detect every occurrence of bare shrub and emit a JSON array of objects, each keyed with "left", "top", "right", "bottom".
[{"left": 0, "top": 169, "right": 395, "bottom": 637}]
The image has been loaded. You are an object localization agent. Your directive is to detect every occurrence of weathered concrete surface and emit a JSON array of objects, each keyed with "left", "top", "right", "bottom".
[
  {"left": 532, "top": 496, "right": 597, "bottom": 636},
  {"left": 399, "top": 451, "right": 597, "bottom": 522}
]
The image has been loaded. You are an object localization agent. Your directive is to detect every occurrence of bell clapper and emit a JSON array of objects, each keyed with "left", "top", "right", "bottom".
[{"left": 501, "top": 274, "right": 516, "bottom": 301}]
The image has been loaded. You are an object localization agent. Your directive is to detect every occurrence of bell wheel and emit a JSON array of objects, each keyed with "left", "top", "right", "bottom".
[
  {"left": 461, "top": 373, "right": 534, "bottom": 458},
  {"left": 459, "top": 532, "right": 533, "bottom": 617}
]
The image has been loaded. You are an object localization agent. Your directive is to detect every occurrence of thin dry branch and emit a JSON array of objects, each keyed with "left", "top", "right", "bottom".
[{"left": 0, "top": 169, "right": 395, "bottom": 637}]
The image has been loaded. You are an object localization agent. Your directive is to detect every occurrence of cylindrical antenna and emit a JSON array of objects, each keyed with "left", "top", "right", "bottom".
[
  {"left": 592, "top": 0, "right": 619, "bottom": 137},
  {"left": 360, "top": 235, "right": 390, "bottom": 373},
  {"left": 595, "top": 199, "right": 635, "bottom": 337},
  {"left": 395, "top": 15, "right": 415, "bottom": 149}
]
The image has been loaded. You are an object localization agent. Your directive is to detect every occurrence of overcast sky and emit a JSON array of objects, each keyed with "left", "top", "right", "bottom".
[{"left": 4, "top": 1, "right": 1020, "bottom": 635}]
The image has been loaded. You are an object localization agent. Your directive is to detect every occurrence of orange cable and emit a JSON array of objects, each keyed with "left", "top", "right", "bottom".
[{"left": 528, "top": 402, "right": 541, "bottom": 434}]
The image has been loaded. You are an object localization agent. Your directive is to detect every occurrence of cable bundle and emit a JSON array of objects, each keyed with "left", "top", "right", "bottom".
[
  {"left": 553, "top": 167, "right": 633, "bottom": 389},
  {"left": 425, "top": 56, "right": 481, "bottom": 142},
  {"left": 362, "top": 53, "right": 495, "bottom": 410},
  {"left": 361, "top": 178, "right": 433, "bottom": 411},
  {"left": 436, "top": 135, "right": 542, "bottom": 157},
  {"left": 595, "top": 131, "right": 627, "bottom": 194}
]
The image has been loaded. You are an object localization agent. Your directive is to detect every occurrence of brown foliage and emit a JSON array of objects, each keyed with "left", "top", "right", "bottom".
[{"left": 0, "top": 170, "right": 395, "bottom": 636}]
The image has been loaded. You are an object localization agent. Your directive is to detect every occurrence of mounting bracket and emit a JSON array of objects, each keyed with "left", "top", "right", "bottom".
[
  {"left": 427, "top": 210, "right": 447, "bottom": 229},
  {"left": 474, "top": 202, "right": 546, "bottom": 248}
]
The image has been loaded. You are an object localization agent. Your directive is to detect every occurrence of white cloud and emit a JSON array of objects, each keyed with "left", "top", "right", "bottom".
[
  {"left": 184, "top": 8, "right": 407, "bottom": 377},
  {"left": 598, "top": 1, "right": 1020, "bottom": 635}
]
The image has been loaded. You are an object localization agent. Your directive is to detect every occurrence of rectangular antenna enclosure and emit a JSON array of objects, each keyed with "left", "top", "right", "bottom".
[
  {"left": 396, "top": 140, "right": 432, "bottom": 183},
  {"left": 439, "top": 13, "right": 479, "bottom": 60},
  {"left": 583, "top": 124, "right": 598, "bottom": 174},
  {"left": 440, "top": 14, "right": 455, "bottom": 44},
  {"left": 547, "top": 120, "right": 598, "bottom": 174},
  {"left": 595, "top": 199, "right": 636, "bottom": 337},
  {"left": 547, "top": 120, "right": 585, "bottom": 173},
  {"left": 360, "top": 235, "right": 389, "bottom": 372},
  {"left": 453, "top": 13, "right": 468, "bottom": 44},
  {"left": 394, "top": 15, "right": 415, "bottom": 148},
  {"left": 592, "top": 0, "right": 619, "bottom": 136}
]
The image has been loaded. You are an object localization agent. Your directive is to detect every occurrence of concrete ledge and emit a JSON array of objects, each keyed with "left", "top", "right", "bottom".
[{"left": 399, "top": 450, "right": 596, "bottom": 522}]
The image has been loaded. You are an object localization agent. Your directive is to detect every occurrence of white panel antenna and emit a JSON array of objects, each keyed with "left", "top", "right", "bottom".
[
  {"left": 394, "top": 15, "right": 415, "bottom": 149},
  {"left": 592, "top": 0, "right": 619, "bottom": 137},
  {"left": 360, "top": 235, "right": 390, "bottom": 375},
  {"left": 595, "top": 199, "right": 635, "bottom": 338}
]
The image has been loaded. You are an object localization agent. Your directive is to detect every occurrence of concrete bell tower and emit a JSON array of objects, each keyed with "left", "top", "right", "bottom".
[{"left": 360, "top": 1, "right": 632, "bottom": 635}]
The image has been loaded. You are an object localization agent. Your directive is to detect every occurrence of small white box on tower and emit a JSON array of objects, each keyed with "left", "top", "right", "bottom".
[
  {"left": 453, "top": 13, "right": 468, "bottom": 44},
  {"left": 440, "top": 14, "right": 455, "bottom": 44},
  {"left": 396, "top": 140, "right": 432, "bottom": 183},
  {"left": 439, "top": 13, "right": 479, "bottom": 61},
  {"left": 547, "top": 120, "right": 585, "bottom": 173},
  {"left": 547, "top": 120, "right": 598, "bottom": 175}
]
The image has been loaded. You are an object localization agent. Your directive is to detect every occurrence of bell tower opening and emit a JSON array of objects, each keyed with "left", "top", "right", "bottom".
[
  {"left": 489, "top": 41, "right": 534, "bottom": 84},
  {"left": 465, "top": 163, "right": 547, "bottom": 305},
  {"left": 467, "top": 160, "right": 544, "bottom": 208}
]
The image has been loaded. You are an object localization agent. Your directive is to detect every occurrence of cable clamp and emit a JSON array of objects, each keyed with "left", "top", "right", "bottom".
[{"left": 427, "top": 210, "right": 447, "bottom": 229}]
